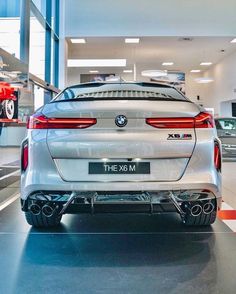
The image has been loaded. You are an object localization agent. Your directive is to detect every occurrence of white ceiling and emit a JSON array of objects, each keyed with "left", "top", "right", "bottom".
[{"left": 67, "top": 37, "right": 236, "bottom": 76}]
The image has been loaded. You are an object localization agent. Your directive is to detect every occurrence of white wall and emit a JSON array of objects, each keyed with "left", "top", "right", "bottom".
[
  {"left": 185, "top": 73, "right": 205, "bottom": 105},
  {"left": 199, "top": 51, "right": 236, "bottom": 116},
  {"left": 64, "top": 0, "right": 236, "bottom": 37}
]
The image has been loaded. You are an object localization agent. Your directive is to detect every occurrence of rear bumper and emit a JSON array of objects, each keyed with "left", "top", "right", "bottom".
[
  {"left": 21, "top": 189, "right": 222, "bottom": 214},
  {"left": 21, "top": 180, "right": 222, "bottom": 200}
]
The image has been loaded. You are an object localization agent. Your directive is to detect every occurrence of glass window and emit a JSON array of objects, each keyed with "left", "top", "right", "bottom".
[
  {"left": 34, "top": 85, "right": 45, "bottom": 110},
  {"left": 0, "top": 0, "right": 21, "bottom": 58},
  {"left": 0, "top": 1, "right": 20, "bottom": 17},
  {"left": 217, "top": 119, "right": 236, "bottom": 130},
  {"left": 32, "top": 0, "right": 46, "bottom": 19},
  {"left": 29, "top": 11, "right": 45, "bottom": 80},
  {"left": 53, "top": 84, "right": 188, "bottom": 102}
]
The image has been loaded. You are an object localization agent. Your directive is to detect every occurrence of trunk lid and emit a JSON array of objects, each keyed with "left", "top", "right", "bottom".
[{"left": 44, "top": 99, "right": 199, "bottom": 182}]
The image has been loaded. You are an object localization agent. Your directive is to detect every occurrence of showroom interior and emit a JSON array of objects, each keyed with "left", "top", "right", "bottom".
[{"left": 1, "top": 0, "right": 236, "bottom": 293}]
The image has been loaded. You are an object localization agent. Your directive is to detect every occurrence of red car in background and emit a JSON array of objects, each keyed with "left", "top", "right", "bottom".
[{"left": 0, "top": 82, "right": 17, "bottom": 120}]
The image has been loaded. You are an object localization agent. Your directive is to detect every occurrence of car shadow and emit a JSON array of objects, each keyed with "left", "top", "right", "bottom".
[{"left": 20, "top": 213, "right": 216, "bottom": 268}]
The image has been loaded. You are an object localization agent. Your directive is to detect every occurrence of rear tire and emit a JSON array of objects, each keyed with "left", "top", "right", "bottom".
[
  {"left": 182, "top": 202, "right": 217, "bottom": 226},
  {"left": 25, "top": 211, "right": 62, "bottom": 228}
]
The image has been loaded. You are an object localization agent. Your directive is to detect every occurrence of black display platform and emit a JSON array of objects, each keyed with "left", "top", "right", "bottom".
[{"left": 0, "top": 199, "right": 235, "bottom": 294}]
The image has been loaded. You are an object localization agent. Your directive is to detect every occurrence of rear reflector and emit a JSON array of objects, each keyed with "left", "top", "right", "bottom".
[
  {"left": 214, "top": 141, "right": 221, "bottom": 172},
  {"left": 21, "top": 141, "right": 28, "bottom": 171},
  {"left": 27, "top": 114, "right": 97, "bottom": 129},
  {"left": 146, "top": 112, "right": 214, "bottom": 129}
]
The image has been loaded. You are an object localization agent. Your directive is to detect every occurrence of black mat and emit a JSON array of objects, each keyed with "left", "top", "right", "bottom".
[{"left": 0, "top": 200, "right": 235, "bottom": 294}]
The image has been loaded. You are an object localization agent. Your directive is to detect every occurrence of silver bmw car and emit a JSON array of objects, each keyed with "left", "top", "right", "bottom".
[{"left": 21, "top": 82, "right": 222, "bottom": 227}]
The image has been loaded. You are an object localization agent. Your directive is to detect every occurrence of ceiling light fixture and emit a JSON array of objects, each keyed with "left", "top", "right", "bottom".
[
  {"left": 123, "top": 69, "right": 133, "bottom": 73},
  {"left": 125, "top": 38, "right": 140, "bottom": 44},
  {"left": 230, "top": 38, "right": 236, "bottom": 43},
  {"left": 195, "top": 77, "right": 214, "bottom": 84},
  {"left": 162, "top": 62, "right": 174, "bottom": 66},
  {"left": 70, "top": 38, "right": 86, "bottom": 43},
  {"left": 190, "top": 70, "right": 201, "bottom": 73},
  {"left": 200, "top": 62, "right": 212, "bottom": 66},
  {"left": 67, "top": 59, "right": 127, "bottom": 67},
  {"left": 141, "top": 70, "right": 168, "bottom": 77},
  {"left": 89, "top": 70, "right": 99, "bottom": 73}
]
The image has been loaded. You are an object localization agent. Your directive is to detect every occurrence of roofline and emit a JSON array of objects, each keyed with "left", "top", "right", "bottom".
[{"left": 67, "top": 81, "right": 174, "bottom": 89}]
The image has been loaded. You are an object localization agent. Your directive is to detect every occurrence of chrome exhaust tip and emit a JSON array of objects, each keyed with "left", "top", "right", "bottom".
[
  {"left": 190, "top": 204, "right": 202, "bottom": 217},
  {"left": 203, "top": 203, "right": 214, "bottom": 214},
  {"left": 42, "top": 204, "right": 54, "bottom": 218},
  {"left": 29, "top": 203, "right": 41, "bottom": 215}
]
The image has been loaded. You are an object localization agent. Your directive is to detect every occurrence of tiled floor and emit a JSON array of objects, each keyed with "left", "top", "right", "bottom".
[{"left": 1, "top": 147, "right": 236, "bottom": 293}]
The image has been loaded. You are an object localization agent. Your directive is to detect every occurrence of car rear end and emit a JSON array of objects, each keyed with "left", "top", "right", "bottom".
[{"left": 21, "top": 82, "right": 222, "bottom": 227}]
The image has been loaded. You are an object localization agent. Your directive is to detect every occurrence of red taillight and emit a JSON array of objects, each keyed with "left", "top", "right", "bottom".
[
  {"left": 27, "top": 114, "right": 97, "bottom": 129},
  {"left": 21, "top": 141, "right": 28, "bottom": 171},
  {"left": 146, "top": 117, "right": 194, "bottom": 129},
  {"left": 214, "top": 141, "right": 221, "bottom": 172},
  {"left": 146, "top": 112, "right": 214, "bottom": 129},
  {"left": 194, "top": 112, "right": 214, "bottom": 128}
]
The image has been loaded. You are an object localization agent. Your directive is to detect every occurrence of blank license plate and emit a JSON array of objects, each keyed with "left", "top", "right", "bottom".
[{"left": 89, "top": 162, "right": 150, "bottom": 174}]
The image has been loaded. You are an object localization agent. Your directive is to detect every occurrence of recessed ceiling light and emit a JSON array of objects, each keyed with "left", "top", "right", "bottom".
[
  {"left": 230, "top": 38, "right": 236, "bottom": 43},
  {"left": 195, "top": 77, "right": 214, "bottom": 84},
  {"left": 200, "top": 62, "right": 212, "bottom": 66},
  {"left": 123, "top": 69, "right": 133, "bottom": 73},
  {"left": 67, "top": 59, "right": 127, "bottom": 67},
  {"left": 89, "top": 70, "right": 99, "bottom": 73},
  {"left": 141, "top": 70, "right": 168, "bottom": 77},
  {"left": 70, "top": 38, "right": 86, "bottom": 43},
  {"left": 190, "top": 70, "right": 201, "bottom": 73},
  {"left": 162, "top": 62, "right": 174, "bottom": 66},
  {"left": 125, "top": 38, "right": 140, "bottom": 44}
]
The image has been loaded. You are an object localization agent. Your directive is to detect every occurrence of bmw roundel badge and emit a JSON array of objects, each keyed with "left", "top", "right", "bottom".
[{"left": 115, "top": 115, "right": 128, "bottom": 127}]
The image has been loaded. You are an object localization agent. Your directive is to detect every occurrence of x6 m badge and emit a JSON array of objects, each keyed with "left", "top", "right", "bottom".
[{"left": 168, "top": 134, "right": 192, "bottom": 140}]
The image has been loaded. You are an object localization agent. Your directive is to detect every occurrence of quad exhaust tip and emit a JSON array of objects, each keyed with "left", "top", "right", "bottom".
[
  {"left": 29, "top": 203, "right": 41, "bottom": 215},
  {"left": 29, "top": 203, "right": 56, "bottom": 217},
  {"left": 203, "top": 202, "right": 214, "bottom": 214},
  {"left": 190, "top": 203, "right": 214, "bottom": 217},
  {"left": 42, "top": 204, "right": 55, "bottom": 218},
  {"left": 190, "top": 204, "right": 202, "bottom": 217}
]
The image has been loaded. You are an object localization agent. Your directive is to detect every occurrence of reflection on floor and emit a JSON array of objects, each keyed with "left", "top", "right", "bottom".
[
  {"left": 0, "top": 147, "right": 20, "bottom": 206},
  {"left": 0, "top": 147, "right": 236, "bottom": 293},
  {"left": 0, "top": 147, "right": 20, "bottom": 166}
]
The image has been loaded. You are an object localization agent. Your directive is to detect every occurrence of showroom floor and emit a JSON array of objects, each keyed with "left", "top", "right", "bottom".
[{"left": 0, "top": 148, "right": 236, "bottom": 294}]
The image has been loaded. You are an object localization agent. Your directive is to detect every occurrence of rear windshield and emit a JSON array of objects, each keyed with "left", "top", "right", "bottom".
[{"left": 52, "top": 83, "right": 188, "bottom": 102}]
